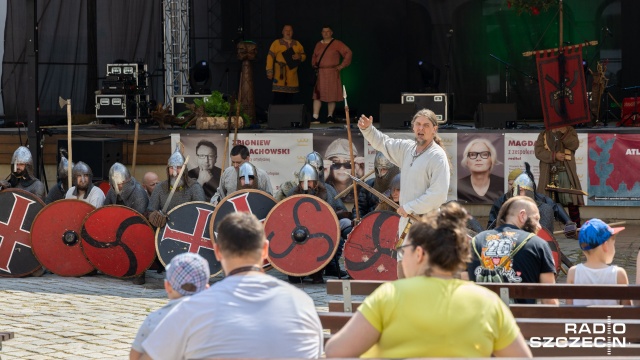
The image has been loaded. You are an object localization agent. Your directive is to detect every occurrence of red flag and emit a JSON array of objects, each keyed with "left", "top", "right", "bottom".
[{"left": 536, "top": 46, "right": 590, "bottom": 129}]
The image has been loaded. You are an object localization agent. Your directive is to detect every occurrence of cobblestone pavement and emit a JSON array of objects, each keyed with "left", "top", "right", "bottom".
[{"left": 0, "top": 223, "right": 637, "bottom": 359}]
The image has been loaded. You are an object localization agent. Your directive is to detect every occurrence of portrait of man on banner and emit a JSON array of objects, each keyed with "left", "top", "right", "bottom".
[{"left": 536, "top": 46, "right": 590, "bottom": 129}]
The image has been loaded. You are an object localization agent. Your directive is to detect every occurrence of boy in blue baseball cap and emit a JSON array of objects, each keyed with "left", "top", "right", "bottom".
[{"left": 566, "top": 218, "right": 630, "bottom": 305}]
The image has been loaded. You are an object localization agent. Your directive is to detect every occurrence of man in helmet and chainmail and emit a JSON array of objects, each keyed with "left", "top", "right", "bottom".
[
  {"left": 143, "top": 146, "right": 206, "bottom": 285},
  {"left": 45, "top": 151, "right": 74, "bottom": 204},
  {"left": 103, "top": 162, "right": 149, "bottom": 214},
  {"left": 211, "top": 144, "right": 273, "bottom": 205},
  {"left": 487, "top": 165, "right": 576, "bottom": 238},
  {"left": 236, "top": 162, "right": 261, "bottom": 190},
  {"left": 147, "top": 145, "right": 206, "bottom": 229},
  {"left": 275, "top": 151, "right": 345, "bottom": 210},
  {"left": 0, "top": 146, "right": 45, "bottom": 200},
  {"left": 353, "top": 151, "right": 400, "bottom": 218},
  {"left": 286, "top": 164, "right": 350, "bottom": 283},
  {"left": 65, "top": 161, "right": 105, "bottom": 207}
]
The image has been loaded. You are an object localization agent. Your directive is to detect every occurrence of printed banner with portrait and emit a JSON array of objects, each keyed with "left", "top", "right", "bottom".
[
  {"left": 178, "top": 133, "right": 227, "bottom": 200},
  {"left": 456, "top": 133, "right": 505, "bottom": 205},
  {"left": 314, "top": 133, "right": 365, "bottom": 203},
  {"left": 587, "top": 133, "right": 640, "bottom": 206}
]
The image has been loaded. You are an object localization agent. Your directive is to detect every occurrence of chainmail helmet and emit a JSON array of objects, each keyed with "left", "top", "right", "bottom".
[
  {"left": 11, "top": 146, "right": 34, "bottom": 177},
  {"left": 167, "top": 144, "right": 186, "bottom": 181},
  {"left": 305, "top": 151, "right": 325, "bottom": 182},
  {"left": 109, "top": 162, "right": 131, "bottom": 195},
  {"left": 72, "top": 161, "right": 93, "bottom": 182},
  {"left": 298, "top": 164, "right": 318, "bottom": 191},
  {"left": 511, "top": 173, "right": 535, "bottom": 199},
  {"left": 373, "top": 151, "right": 400, "bottom": 193}
]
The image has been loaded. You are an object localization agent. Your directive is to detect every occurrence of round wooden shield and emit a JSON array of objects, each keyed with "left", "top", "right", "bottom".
[
  {"left": 31, "top": 199, "right": 95, "bottom": 276},
  {"left": 210, "top": 189, "right": 277, "bottom": 270},
  {"left": 0, "top": 189, "right": 45, "bottom": 277},
  {"left": 344, "top": 211, "right": 400, "bottom": 280},
  {"left": 265, "top": 194, "right": 340, "bottom": 276},
  {"left": 537, "top": 227, "right": 562, "bottom": 274},
  {"left": 156, "top": 201, "right": 222, "bottom": 277},
  {"left": 81, "top": 205, "right": 156, "bottom": 278}
]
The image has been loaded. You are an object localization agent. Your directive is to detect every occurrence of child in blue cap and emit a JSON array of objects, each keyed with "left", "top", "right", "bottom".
[{"left": 566, "top": 218, "right": 630, "bottom": 305}]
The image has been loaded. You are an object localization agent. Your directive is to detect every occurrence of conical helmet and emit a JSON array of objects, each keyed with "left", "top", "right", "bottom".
[
  {"left": 57, "top": 153, "right": 74, "bottom": 181},
  {"left": 298, "top": 164, "right": 318, "bottom": 191},
  {"left": 512, "top": 173, "right": 535, "bottom": 198},
  {"left": 168, "top": 144, "right": 186, "bottom": 168},
  {"left": 238, "top": 162, "right": 256, "bottom": 184},
  {"left": 304, "top": 151, "right": 325, "bottom": 182},
  {"left": 11, "top": 146, "right": 34, "bottom": 175},
  {"left": 109, "top": 162, "right": 131, "bottom": 194},
  {"left": 72, "top": 161, "right": 93, "bottom": 180}
]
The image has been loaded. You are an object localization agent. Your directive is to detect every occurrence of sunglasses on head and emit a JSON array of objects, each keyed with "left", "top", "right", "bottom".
[{"left": 330, "top": 162, "right": 351, "bottom": 170}]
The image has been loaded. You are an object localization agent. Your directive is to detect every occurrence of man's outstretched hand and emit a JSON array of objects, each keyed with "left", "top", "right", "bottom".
[{"left": 358, "top": 115, "right": 373, "bottom": 130}]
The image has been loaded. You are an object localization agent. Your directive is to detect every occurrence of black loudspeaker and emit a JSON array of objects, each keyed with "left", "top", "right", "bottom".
[
  {"left": 57, "top": 139, "right": 123, "bottom": 181},
  {"left": 475, "top": 103, "right": 517, "bottom": 129},
  {"left": 267, "top": 104, "right": 308, "bottom": 129},
  {"left": 379, "top": 103, "right": 417, "bottom": 129}
]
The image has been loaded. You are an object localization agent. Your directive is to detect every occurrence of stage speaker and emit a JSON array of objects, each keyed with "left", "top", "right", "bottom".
[
  {"left": 475, "top": 103, "right": 517, "bottom": 129},
  {"left": 379, "top": 103, "right": 416, "bottom": 129},
  {"left": 57, "top": 138, "right": 123, "bottom": 181},
  {"left": 267, "top": 104, "right": 308, "bottom": 129}
]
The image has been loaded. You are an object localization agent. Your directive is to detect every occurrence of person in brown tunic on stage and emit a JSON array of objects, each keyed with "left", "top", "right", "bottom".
[
  {"left": 311, "top": 26, "right": 352, "bottom": 124},
  {"left": 534, "top": 126, "right": 583, "bottom": 226}
]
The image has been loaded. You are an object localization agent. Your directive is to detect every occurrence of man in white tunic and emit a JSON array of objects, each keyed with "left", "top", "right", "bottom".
[{"left": 358, "top": 108, "right": 450, "bottom": 278}]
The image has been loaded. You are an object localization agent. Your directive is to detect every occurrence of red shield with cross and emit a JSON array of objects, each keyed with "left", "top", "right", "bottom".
[
  {"left": 209, "top": 189, "right": 277, "bottom": 270},
  {"left": 156, "top": 201, "right": 221, "bottom": 276},
  {"left": 0, "top": 189, "right": 45, "bottom": 277}
]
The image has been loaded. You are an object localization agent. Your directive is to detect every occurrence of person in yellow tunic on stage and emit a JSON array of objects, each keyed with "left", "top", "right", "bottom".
[{"left": 266, "top": 24, "right": 306, "bottom": 104}]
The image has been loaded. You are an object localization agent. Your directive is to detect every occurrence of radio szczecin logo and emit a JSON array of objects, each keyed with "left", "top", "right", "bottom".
[{"left": 529, "top": 317, "right": 626, "bottom": 355}]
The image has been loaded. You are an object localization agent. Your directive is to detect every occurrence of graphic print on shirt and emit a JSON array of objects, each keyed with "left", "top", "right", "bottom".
[{"left": 474, "top": 231, "right": 523, "bottom": 283}]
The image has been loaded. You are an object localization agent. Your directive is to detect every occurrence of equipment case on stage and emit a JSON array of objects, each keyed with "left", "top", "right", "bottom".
[
  {"left": 95, "top": 94, "right": 149, "bottom": 119},
  {"left": 401, "top": 93, "right": 447, "bottom": 124},
  {"left": 172, "top": 95, "right": 210, "bottom": 117}
]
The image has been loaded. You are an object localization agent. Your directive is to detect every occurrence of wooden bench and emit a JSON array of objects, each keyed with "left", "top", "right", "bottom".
[
  {"left": 318, "top": 311, "right": 640, "bottom": 356},
  {"left": 326, "top": 280, "right": 640, "bottom": 312},
  {"left": 0, "top": 332, "right": 14, "bottom": 351},
  {"left": 321, "top": 280, "right": 640, "bottom": 357}
]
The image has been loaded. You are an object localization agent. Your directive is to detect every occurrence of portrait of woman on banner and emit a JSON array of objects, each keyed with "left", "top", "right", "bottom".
[{"left": 457, "top": 137, "right": 504, "bottom": 204}]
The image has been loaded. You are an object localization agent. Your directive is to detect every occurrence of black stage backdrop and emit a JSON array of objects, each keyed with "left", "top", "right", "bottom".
[{"left": 2, "top": 0, "right": 632, "bottom": 125}]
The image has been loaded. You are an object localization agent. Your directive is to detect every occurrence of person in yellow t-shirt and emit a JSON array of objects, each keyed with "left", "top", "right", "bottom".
[{"left": 325, "top": 201, "right": 532, "bottom": 359}]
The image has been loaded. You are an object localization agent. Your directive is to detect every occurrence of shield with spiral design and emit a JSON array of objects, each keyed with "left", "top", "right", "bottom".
[
  {"left": 265, "top": 195, "right": 339, "bottom": 276},
  {"left": 344, "top": 211, "right": 400, "bottom": 280}
]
